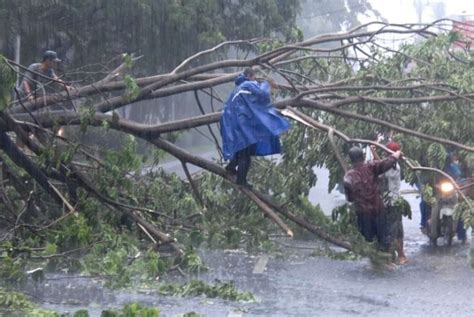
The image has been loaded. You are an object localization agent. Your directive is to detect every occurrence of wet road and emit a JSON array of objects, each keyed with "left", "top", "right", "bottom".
[
  {"left": 35, "top": 227, "right": 472, "bottom": 316},
  {"left": 29, "top": 164, "right": 473, "bottom": 316}
]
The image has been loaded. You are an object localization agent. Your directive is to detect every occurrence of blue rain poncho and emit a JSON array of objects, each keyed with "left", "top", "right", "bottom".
[{"left": 220, "top": 74, "right": 290, "bottom": 160}]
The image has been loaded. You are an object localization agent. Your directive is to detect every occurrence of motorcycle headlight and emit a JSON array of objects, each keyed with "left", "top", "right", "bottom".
[{"left": 440, "top": 182, "right": 455, "bottom": 193}]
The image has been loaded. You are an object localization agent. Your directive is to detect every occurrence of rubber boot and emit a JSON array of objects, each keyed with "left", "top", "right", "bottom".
[
  {"left": 225, "top": 157, "right": 237, "bottom": 175},
  {"left": 236, "top": 154, "right": 252, "bottom": 188}
]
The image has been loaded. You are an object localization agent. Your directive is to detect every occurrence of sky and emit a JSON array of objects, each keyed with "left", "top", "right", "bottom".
[
  {"left": 367, "top": 0, "right": 474, "bottom": 23},
  {"left": 352, "top": 0, "right": 474, "bottom": 49}
]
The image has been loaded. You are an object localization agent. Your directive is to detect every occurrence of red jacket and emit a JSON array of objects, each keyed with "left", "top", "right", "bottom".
[{"left": 343, "top": 156, "right": 397, "bottom": 216}]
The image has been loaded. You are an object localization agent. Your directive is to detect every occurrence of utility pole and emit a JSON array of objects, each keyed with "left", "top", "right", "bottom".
[
  {"left": 14, "top": 34, "right": 21, "bottom": 87},
  {"left": 414, "top": 0, "right": 424, "bottom": 23}
]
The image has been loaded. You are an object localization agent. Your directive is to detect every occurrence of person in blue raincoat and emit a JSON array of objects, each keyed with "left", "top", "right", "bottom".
[{"left": 220, "top": 68, "right": 290, "bottom": 187}]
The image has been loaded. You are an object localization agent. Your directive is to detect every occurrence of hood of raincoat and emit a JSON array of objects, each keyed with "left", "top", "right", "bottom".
[
  {"left": 220, "top": 76, "right": 290, "bottom": 160},
  {"left": 234, "top": 73, "right": 248, "bottom": 86}
]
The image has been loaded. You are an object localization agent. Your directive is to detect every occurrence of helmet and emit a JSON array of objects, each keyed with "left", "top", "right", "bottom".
[{"left": 349, "top": 146, "right": 365, "bottom": 163}]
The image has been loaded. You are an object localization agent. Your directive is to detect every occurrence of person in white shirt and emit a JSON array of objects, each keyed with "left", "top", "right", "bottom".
[{"left": 372, "top": 141, "right": 408, "bottom": 264}]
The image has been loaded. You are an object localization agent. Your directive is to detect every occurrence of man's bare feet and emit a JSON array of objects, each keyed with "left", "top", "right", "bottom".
[
  {"left": 398, "top": 256, "right": 409, "bottom": 265},
  {"left": 384, "top": 262, "right": 398, "bottom": 271}
]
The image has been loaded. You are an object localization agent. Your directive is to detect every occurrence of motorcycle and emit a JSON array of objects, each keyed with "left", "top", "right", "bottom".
[
  {"left": 428, "top": 180, "right": 458, "bottom": 246},
  {"left": 427, "top": 178, "right": 474, "bottom": 246}
]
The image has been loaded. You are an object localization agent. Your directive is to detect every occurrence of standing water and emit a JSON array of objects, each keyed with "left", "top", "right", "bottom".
[{"left": 20, "top": 167, "right": 473, "bottom": 316}]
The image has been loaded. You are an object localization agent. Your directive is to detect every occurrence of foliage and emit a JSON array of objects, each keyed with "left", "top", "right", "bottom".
[
  {"left": 95, "top": 135, "right": 142, "bottom": 200},
  {"left": 0, "top": 253, "right": 28, "bottom": 285},
  {"left": 176, "top": 248, "right": 208, "bottom": 274},
  {"left": 295, "top": 34, "right": 472, "bottom": 191},
  {"left": 158, "top": 280, "right": 255, "bottom": 302},
  {"left": 124, "top": 75, "right": 140, "bottom": 101},
  {"left": 455, "top": 198, "right": 474, "bottom": 229},
  {"left": 392, "top": 197, "right": 412, "bottom": 219},
  {"left": 100, "top": 303, "right": 160, "bottom": 317},
  {"left": 79, "top": 227, "right": 172, "bottom": 288},
  {"left": 52, "top": 213, "right": 93, "bottom": 251},
  {"left": 421, "top": 184, "right": 436, "bottom": 207},
  {"left": 196, "top": 171, "right": 278, "bottom": 250},
  {"left": 311, "top": 245, "right": 360, "bottom": 261},
  {"left": 0, "top": 289, "right": 165, "bottom": 317},
  {"left": 0, "top": 131, "right": 222, "bottom": 289},
  {"left": 181, "top": 313, "right": 201, "bottom": 317},
  {"left": 330, "top": 204, "right": 358, "bottom": 235},
  {"left": 0, "top": 288, "right": 59, "bottom": 316},
  {"left": 0, "top": 54, "right": 16, "bottom": 111},
  {"left": 426, "top": 143, "right": 448, "bottom": 170},
  {"left": 471, "top": 247, "right": 474, "bottom": 269},
  {"left": 73, "top": 310, "right": 90, "bottom": 317},
  {"left": 0, "top": 288, "right": 164, "bottom": 317}
]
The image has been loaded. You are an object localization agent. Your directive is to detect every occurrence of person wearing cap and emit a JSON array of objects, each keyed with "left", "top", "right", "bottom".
[
  {"left": 343, "top": 146, "right": 402, "bottom": 251},
  {"left": 20, "top": 50, "right": 68, "bottom": 101},
  {"left": 220, "top": 67, "right": 290, "bottom": 188},
  {"left": 372, "top": 141, "right": 409, "bottom": 264}
]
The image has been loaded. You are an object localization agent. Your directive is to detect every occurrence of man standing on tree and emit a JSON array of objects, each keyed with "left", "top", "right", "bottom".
[
  {"left": 343, "top": 146, "right": 402, "bottom": 251},
  {"left": 20, "top": 50, "right": 69, "bottom": 101},
  {"left": 220, "top": 68, "right": 290, "bottom": 187}
]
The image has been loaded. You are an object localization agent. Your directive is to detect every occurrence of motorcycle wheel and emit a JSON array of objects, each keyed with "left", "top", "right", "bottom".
[
  {"left": 443, "top": 216, "right": 453, "bottom": 247},
  {"left": 428, "top": 223, "right": 439, "bottom": 247}
]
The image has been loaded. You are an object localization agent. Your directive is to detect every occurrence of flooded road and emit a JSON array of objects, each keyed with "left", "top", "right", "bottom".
[
  {"left": 25, "top": 166, "right": 473, "bottom": 316},
  {"left": 34, "top": 229, "right": 472, "bottom": 316}
]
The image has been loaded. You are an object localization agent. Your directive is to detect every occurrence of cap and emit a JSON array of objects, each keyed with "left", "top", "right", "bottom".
[
  {"left": 42, "top": 50, "right": 61, "bottom": 62},
  {"left": 386, "top": 142, "right": 401, "bottom": 152}
]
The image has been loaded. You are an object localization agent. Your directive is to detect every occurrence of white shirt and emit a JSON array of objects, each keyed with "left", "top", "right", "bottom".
[{"left": 384, "top": 162, "right": 401, "bottom": 203}]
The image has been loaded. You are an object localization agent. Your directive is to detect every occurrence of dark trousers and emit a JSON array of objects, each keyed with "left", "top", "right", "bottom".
[
  {"left": 226, "top": 144, "right": 256, "bottom": 185},
  {"left": 457, "top": 220, "right": 467, "bottom": 241},
  {"left": 420, "top": 199, "right": 430, "bottom": 228},
  {"left": 356, "top": 211, "right": 389, "bottom": 251}
]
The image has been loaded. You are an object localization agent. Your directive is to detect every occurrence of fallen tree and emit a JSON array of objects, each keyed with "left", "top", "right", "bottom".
[{"left": 0, "top": 20, "right": 473, "bottom": 282}]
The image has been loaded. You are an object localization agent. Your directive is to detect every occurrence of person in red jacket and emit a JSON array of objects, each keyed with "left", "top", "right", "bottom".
[{"left": 343, "top": 146, "right": 402, "bottom": 250}]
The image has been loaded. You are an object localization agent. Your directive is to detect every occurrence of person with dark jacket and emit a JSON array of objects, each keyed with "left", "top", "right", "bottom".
[
  {"left": 343, "top": 146, "right": 402, "bottom": 250},
  {"left": 445, "top": 152, "right": 468, "bottom": 243},
  {"left": 220, "top": 68, "right": 290, "bottom": 187}
]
